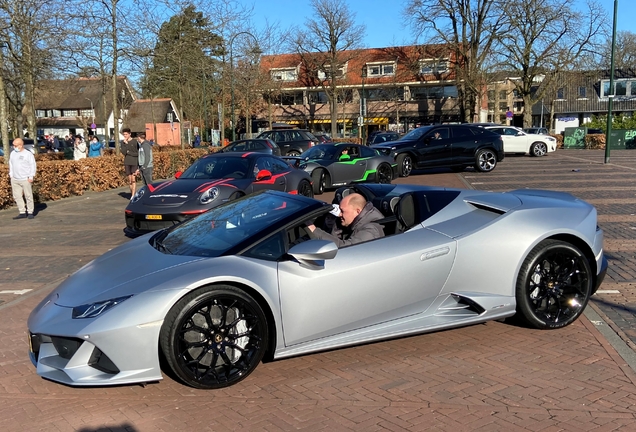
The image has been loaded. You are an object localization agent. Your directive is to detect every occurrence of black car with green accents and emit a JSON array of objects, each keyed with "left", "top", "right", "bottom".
[{"left": 292, "top": 143, "right": 397, "bottom": 195}]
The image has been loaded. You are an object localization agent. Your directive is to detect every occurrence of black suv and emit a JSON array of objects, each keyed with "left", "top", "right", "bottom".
[
  {"left": 256, "top": 129, "right": 319, "bottom": 156},
  {"left": 372, "top": 124, "right": 504, "bottom": 176}
]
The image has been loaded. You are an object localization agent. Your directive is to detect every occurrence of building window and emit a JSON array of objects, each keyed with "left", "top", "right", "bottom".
[
  {"left": 366, "top": 63, "right": 395, "bottom": 77},
  {"left": 499, "top": 102, "right": 508, "bottom": 111},
  {"left": 487, "top": 102, "right": 494, "bottom": 111},
  {"left": 270, "top": 68, "right": 298, "bottom": 81},
  {"left": 578, "top": 86, "right": 586, "bottom": 98},
  {"left": 631, "top": 82, "right": 636, "bottom": 96},
  {"left": 616, "top": 81, "right": 627, "bottom": 96},
  {"left": 487, "top": 90, "right": 495, "bottom": 100},
  {"left": 308, "top": 91, "right": 329, "bottom": 104},
  {"left": 336, "top": 89, "right": 353, "bottom": 103},
  {"left": 410, "top": 85, "right": 457, "bottom": 100},
  {"left": 513, "top": 101, "right": 523, "bottom": 112},
  {"left": 63, "top": 110, "right": 77, "bottom": 118},
  {"left": 499, "top": 90, "right": 507, "bottom": 100},
  {"left": 366, "top": 87, "right": 403, "bottom": 101},
  {"left": 35, "top": 110, "right": 46, "bottom": 118},
  {"left": 556, "top": 88, "right": 564, "bottom": 99},
  {"left": 80, "top": 109, "right": 94, "bottom": 117},
  {"left": 419, "top": 59, "right": 449, "bottom": 75},
  {"left": 512, "top": 89, "right": 520, "bottom": 98},
  {"left": 317, "top": 63, "right": 347, "bottom": 80},
  {"left": 51, "top": 109, "right": 61, "bottom": 117}
]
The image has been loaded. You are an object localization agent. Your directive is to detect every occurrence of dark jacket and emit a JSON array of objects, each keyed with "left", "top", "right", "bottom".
[
  {"left": 138, "top": 140, "right": 153, "bottom": 169},
  {"left": 313, "top": 202, "right": 385, "bottom": 247},
  {"left": 121, "top": 139, "right": 138, "bottom": 165}
]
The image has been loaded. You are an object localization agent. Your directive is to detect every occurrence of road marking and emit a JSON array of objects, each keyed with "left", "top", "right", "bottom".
[
  {"left": 596, "top": 290, "right": 621, "bottom": 294},
  {"left": 471, "top": 182, "right": 484, "bottom": 185},
  {"left": 0, "top": 289, "right": 33, "bottom": 295}
]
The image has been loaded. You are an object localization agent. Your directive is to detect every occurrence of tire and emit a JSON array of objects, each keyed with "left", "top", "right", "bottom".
[
  {"left": 376, "top": 163, "right": 393, "bottom": 184},
  {"left": 530, "top": 142, "right": 548, "bottom": 157},
  {"left": 160, "top": 285, "right": 268, "bottom": 389},
  {"left": 515, "top": 240, "right": 592, "bottom": 329},
  {"left": 474, "top": 149, "right": 497, "bottom": 172},
  {"left": 311, "top": 169, "right": 326, "bottom": 195},
  {"left": 297, "top": 179, "right": 314, "bottom": 198},
  {"left": 287, "top": 150, "right": 301, "bottom": 157},
  {"left": 396, "top": 153, "right": 413, "bottom": 177}
]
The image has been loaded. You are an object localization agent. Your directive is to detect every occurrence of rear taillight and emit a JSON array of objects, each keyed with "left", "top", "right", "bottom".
[
  {"left": 308, "top": 141, "right": 315, "bottom": 147},
  {"left": 265, "top": 141, "right": 274, "bottom": 149}
]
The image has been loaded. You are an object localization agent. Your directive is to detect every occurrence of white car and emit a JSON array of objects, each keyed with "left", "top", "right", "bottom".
[{"left": 484, "top": 126, "right": 557, "bottom": 157}]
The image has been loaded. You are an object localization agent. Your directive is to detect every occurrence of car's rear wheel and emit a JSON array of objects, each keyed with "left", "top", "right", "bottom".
[
  {"left": 376, "top": 163, "right": 393, "bottom": 184},
  {"left": 312, "top": 169, "right": 327, "bottom": 194},
  {"left": 396, "top": 154, "right": 413, "bottom": 177},
  {"left": 160, "top": 285, "right": 268, "bottom": 389},
  {"left": 297, "top": 179, "right": 314, "bottom": 198},
  {"left": 287, "top": 150, "right": 301, "bottom": 157},
  {"left": 531, "top": 142, "right": 548, "bottom": 157},
  {"left": 515, "top": 240, "right": 592, "bottom": 329},
  {"left": 474, "top": 149, "right": 497, "bottom": 172}
]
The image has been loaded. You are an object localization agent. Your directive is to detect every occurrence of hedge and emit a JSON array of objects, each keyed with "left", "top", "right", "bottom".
[{"left": 0, "top": 147, "right": 210, "bottom": 211}]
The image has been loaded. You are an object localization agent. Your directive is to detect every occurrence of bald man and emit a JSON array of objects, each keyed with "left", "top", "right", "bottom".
[
  {"left": 9, "top": 138, "right": 37, "bottom": 219},
  {"left": 308, "top": 192, "right": 385, "bottom": 247}
]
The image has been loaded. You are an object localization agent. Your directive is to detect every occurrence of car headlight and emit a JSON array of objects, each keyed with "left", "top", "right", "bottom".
[
  {"left": 546, "top": 137, "right": 556, "bottom": 142},
  {"left": 72, "top": 295, "right": 132, "bottom": 319},
  {"left": 131, "top": 187, "right": 145, "bottom": 203},
  {"left": 199, "top": 187, "right": 220, "bottom": 204}
]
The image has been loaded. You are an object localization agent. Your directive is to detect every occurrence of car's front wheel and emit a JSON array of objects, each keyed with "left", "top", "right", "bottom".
[
  {"left": 474, "top": 149, "right": 497, "bottom": 172},
  {"left": 515, "top": 240, "right": 592, "bottom": 329},
  {"left": 531, "top": 142, "right": 548, "bottom": 157},
  {"left": 396, "top": 154, "right": 413, "bottom": 177},
  {"left": 311, "top": 169, "right": 327, "bottom": 194},
  {"left": 376, "top": 163, "right": 393, "bottom": 184},
  {"left": 160, "top": 285, "right": 268, "bottom": 389},
  {"left": 297, "top": 179, "right": 314, "bottom": 198},
  {"left": 287, "top": 150, "right": 301, "bottom": 157}
]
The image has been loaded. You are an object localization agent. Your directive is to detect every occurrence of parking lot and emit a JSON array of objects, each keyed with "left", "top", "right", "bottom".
[{"left": 2, "top": 150, "right": 636, "bottom": 431}]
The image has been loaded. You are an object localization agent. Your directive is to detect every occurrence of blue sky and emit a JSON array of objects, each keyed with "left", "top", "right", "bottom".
[{"left": 246, "top": 0, "right": 633, "bottom": 50}]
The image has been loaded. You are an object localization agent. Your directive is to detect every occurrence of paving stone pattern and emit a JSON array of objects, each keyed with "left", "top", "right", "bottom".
[{"left": 1, "top": 155, "right": 636, "bottom": 430}]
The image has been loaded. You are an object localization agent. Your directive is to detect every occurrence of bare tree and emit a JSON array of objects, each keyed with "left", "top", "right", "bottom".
[
  {"left": 405, "top": 0, "right": 507, "bottom": 123},
  {"left": 599, "top": 30, "right": 636, "bottom": 71},
  {"left": 496, "top": 0, "right": 607, "bottom": 127},
  {"left": 289, "top": 0, "right": 365, "bottom": 137}
]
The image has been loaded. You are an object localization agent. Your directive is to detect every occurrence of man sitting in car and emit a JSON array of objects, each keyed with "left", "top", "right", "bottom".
[{"left": 308, "top": 193, "right": 384, "bottom": 247}]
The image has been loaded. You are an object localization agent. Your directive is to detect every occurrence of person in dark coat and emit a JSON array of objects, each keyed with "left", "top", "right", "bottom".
[
  {"left": 121, "top": 128, "right": 139, "bottom": 199},
  {"left": 308, "top": 193, "right": 385, "bottom": 247}
]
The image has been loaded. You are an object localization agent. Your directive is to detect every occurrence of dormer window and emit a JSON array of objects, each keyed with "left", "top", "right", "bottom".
[
  {"left": 419, "top": 59, "right": 449, "bottom": 75},
  {"left": 270, "top": 68, "right": 298, "bottom": 81},
  {"left": 366, "top": 62, "right": 395, "bottom": 77},
  {"left": 317, "top": 62, "right": 348, "bottom": 80}
]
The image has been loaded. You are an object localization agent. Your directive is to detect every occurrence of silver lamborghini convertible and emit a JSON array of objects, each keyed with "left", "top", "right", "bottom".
[{"left": 28, "top": 184, "right": 607, "bottom": 389}]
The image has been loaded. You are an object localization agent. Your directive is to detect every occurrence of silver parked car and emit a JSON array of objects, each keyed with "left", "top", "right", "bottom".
[{"left": 28, "top": 184, "right": 607, "bottom": 389}]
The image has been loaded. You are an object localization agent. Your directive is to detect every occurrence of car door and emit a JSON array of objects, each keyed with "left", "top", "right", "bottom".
[
  {"left": 449, "top": 126, "right": 479, "bottom": 165},
  {"left": 330, "top": 145, "right": 368, "bottom": 185},
  {"left": 252, "top": 156, "right": 288, "bottom": 192},
  {"left": 278, "top": 227, "right": 457, "bottom": 346},
  {"left": 414, "top": 127, "right": 453, "bottom": 167},
  {"left": 501, "top": 127, "right": 526, "bottom": 153}
]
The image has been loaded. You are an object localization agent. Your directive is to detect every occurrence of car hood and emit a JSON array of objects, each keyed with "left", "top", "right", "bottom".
[
  {"left": 132, "top": 178, "right": 246, "bottom": 207},
  {"left": 372, "top": 139, "right": 415, "bottom": 150},
  {"left": 52, "top": 236, "right": 204, "bottom": 307}
]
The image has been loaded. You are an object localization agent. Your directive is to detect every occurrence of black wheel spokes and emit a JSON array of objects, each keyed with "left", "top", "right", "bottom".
[
  {"left": 529, "top": 251, "right": 588, "bottom": 323},
  {"left": 176, "top": 296, "right": 263, "bottom": 385}
]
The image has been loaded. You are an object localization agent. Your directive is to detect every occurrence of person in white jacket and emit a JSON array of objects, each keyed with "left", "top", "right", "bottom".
[
  {"left": 73, "top": 136, "right": 87, "bottom": 160},
  {"left": 9, "top": 138, "right": 37, "bottom": 219}
]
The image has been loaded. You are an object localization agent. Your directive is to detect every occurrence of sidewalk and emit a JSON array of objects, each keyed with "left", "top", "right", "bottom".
[{"left": 1, "top": 166, "right": 636, "bottom": 431}]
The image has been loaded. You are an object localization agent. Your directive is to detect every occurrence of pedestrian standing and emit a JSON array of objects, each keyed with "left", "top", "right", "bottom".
[
  {"left": 73, "top": 136, "right": 87, "bottom": 160},
  {"left": 193, "top": 131, "right": 201, "bottom": 148},
  {"left": 136, "top": 132, "right": 153, "bottom": 185},
  {"left": 121, "top": 128, "right": 139, "bottom": 199},
  {"left": 88, "top": 136, "right": 103, "bottom": 157},
  {"left": 9, "top": 138, "right": 37, "bottom": 219}
]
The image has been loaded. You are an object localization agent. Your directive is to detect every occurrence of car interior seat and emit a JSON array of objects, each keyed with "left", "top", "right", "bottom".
[{"left": 394, "top": 193, "right": 418, "bottom": 233}]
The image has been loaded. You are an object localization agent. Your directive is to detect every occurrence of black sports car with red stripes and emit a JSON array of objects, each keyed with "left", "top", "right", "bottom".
[{"left": 124, "top": 152, "right": 313, "bottom": 236}]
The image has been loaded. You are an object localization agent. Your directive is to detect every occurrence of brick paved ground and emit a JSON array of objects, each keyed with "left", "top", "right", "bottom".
[{"left": 1, "top": 156, "right": 636, "bottom": 431}]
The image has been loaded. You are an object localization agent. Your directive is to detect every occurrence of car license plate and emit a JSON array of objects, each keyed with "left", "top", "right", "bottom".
[{"left": 145, "top": 215, "right": 162, "bottom": 220}]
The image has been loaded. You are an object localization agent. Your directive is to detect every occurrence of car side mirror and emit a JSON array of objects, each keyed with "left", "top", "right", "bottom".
[
  {"left": 175, "top": 171, "right": 182, "bottom": 179},
  {"left": 288, "top": 239, "right": 338, "bottom": 269},
  {"left": 256, "top": 169, "right": 272, "bottom": 181}
]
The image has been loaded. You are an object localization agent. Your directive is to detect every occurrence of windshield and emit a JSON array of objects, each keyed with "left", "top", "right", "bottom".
[
  {"left": 401, "top": 126, "right": 435, "bottom": 141},
  {"left": 155, "top": 192, "right": 306, "bottom": 257},
  {"left": 300, "top": 144, "right": 339, "bottom": 161},
  {"left": 179, "top": 156, "right": 251, "bottom": 180}
]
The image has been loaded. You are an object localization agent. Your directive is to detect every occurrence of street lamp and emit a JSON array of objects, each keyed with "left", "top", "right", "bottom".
[
  {"left": 0, "top": 42, "right": 9, "bottom": 162},
  {"left": 605, "top": 0, "right": 619, "bottom": 164},
  {"left": 85, "top": 98, "right": 95, "bottom": 132},
  {"left": 229, "top": 31, "right": 261, "bottom": 141},
  {"left": 360, "top": 65, "right": 367, "bottom": 143}
]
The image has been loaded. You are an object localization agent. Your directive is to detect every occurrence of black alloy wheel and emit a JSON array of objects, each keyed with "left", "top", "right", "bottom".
[
  {"left": 311, "top": 169, "right": 326, "bottom": 195},
  {"left": 287, "top": 150, "right": 301, "bottom": 157},
  {"left": 474, "top": 149, "right": 497, "bottom": 172},
  {"left": 376, "top": 163, "right": 393, "bottom": 184},
  {"left": 297, "top": 179, "right": 314, "bottom": 198},
  {"left": 396, "top": 154, "right": 413, "bottom": 177},
  {"left": 515, "top": 240, "right": 592, "bottom": 329},
  {"left": 160, "top": 285, "right": 268, "bottom": 389}
]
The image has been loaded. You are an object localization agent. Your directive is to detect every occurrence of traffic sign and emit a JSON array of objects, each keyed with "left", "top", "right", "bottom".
[{"left": 506, "top": 111, "right": 513, "bottom": 119}]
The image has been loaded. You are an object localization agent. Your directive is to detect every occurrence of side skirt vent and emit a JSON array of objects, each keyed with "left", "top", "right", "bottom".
[{"left": 435, "top": 293, "right": 487, "bottom": 317}]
